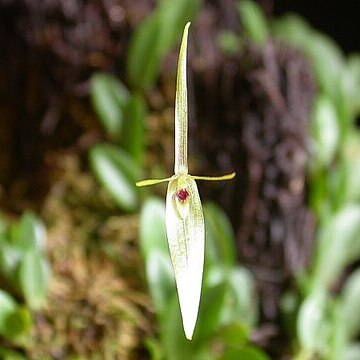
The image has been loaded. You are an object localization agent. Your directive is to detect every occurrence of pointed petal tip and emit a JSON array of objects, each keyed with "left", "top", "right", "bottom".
[
  {"left": 180, "top": 298, "right": 200, "bottom": 340},
  {"left": 183, "top": 316, "right": 196, "bottom": 340}
]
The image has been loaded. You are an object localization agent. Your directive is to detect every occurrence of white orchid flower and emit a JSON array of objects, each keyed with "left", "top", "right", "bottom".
[{"left": 136, "top": 22, "right": 235, "bottom": 340}]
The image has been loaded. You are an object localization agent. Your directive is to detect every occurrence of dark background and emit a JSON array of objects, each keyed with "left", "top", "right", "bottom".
[{"left": 273, "top": 0, "right": 360, "bottom": 53}]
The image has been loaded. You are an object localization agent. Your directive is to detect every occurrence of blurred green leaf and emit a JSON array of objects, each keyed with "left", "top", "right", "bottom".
[
  {"left": 272, "top": 13, "right": 312, "bottom": 48},
  {"left": 340, "top": 269, "right": 360, "bottom": 339},
  {"left": 90, "top": 72, "right": 129, "bottom": 138},
  {"left": 311, "top": 205, "right": 360, "bottom": 290},
  {"left": 122, "top": 93, "right": 147, "bottom": 165},
  {"left": 219, "top": 322, "right": 249, "bottom": 348},
  {"left": 144, "top": 337, "right": 163, "bottom": 360},
  {"left": 0, "top": 292, "right": 31, "bottom": 344},
  {"left": 10, "top": 212, "right": 46, "bottom": 251},
  {"left": 204, "top": 202, "right": 237, "bottom": 267},
  {"left": 280, "top": 291, "right": 299, "bottom": 340},
  {"left": 18, "top": 249, "right": 50, "bottom": 309},
  {"left": 330, "top": 160, "right": 350, "bottom": 211},
  {"left": 156, "top": 0, "right": 201, "bottom": 55},
  {"left": 161, "top": 296, "right": 193, "bottom": 360},
  {"left": 297, "top": 290, "right": 331, "bottom": 353},
  {"left": 3, "top": 306, "right": 32, "bottom": 340},
  {"left": 237, "top": 0, "right": 268, "bottom": 45},
  {"left": 342, "top": 133, "right": 360, "bottom": 202},
  {"left": 139, "top": 197, "right": 168, "bottom": 257},
  {"left": 0, "top": 214, "right": 7, "bottom": 237},
  {"left": 0, "top": 289, "right": 17, "bottom": 336},
  {"left": 0, "top": 348, "right": 27, "bottom": 360},
  {"left": 206, "top": 266, "right": 257, "bottom": 329},
  {"left": 193, "top": 282, "right": 227, "bottom": 346},
  {"left": 224, "top": 267, "right": 258, "bottom": 328},
  {"left": 308, "top": 167, "right": 329, "bottom": 215},
  {"left": 346, "top": 54, "right": 360, "bottom": 116},
  {"left": 311, "top": 95, "right": 339, "bottom": 168},
  {"left": 0, "top": 243, "right": 22, "bottom": 280},
  {"left": 218, "top": 31, "right": 241, "bottom": 55},
  {"left": 221, "top": 346, "right": 270, "bottom": 360},
  {"left": 89, "top": 143, "right": 139, "bottom": 212},
  {"left": 306, "top": 33, "right": 344, "bottom": 98},
  {"left": 329, "top": 301, "right": 347, "bottom": 360},
  {"left": 273, "top": 15, "right": 344, "bottom": 99},
  {"left": 127, "top": 0, "right": 200, "bottom": 89},
  {"left": 146, "top": 251, "right": 175, "bottom": 316},
  {"left": 127, "top": 15, "right": 162, "bottom": 90}
]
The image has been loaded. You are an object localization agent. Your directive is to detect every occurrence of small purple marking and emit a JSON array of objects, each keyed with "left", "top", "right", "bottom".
[{"left": 176, "top": 188, "right": 189, "bottom": 202}]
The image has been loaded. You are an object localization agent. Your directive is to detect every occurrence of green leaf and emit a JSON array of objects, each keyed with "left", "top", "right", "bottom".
[
  {"left": 10, "top": 212, "right": 46, "bottom": 251},
  {"left": 305, "top": 33, "right": 344, "bottom": 98},
  {"left": 127, "top": 15, "right": 162, "bottom": 89},
  {"left": 346, "top": 55, "right": 360, "bottom": 116},
  {"left": 90, "top": 72, "right": 129, "bottom": 138},
  {"left": 127, "top": 0, "right": 200, "bottom": 90},
  {"left": 340, "top": 269, "right": 360, "bottom": 339},
  {"left": 193, "top": 282, "right": 227, "bottom": 346},
  {"left": 18, "top": 249, "right": 50, "bottom": 309},
  {"left": 3, "top": 306, "right": 32, "bottom": 339},
  {"left": 205, "top": 266, "right": 257, "bottom": 330},
  {"left": 342, "top": 133, "right": 360, "bottom": 202},
  {"left": 329, "top": 301, "right": 348, "bottom": 360},
  {"left": 144, "top": 337, "right": 163, "bottom": 360},
  {"left": 89, "top": 143, "right": 139, "bottom": 212},
  {"left": 146, "top": 250, "right": 175, "bottom": 316},
  {"left": 224, "top": 267, "right": 258, "bottom": 328},
  {"left": 0, "top": 289, "right": 17, "bottom": 336},
  {"left": 218, "top": 322, "right": 249, "bottom": 349},
  {"left": 308, "top": 167, "right": 329, "bottom": 215},
  {"left": 280, "top": 291, "right": 299, "bottom": 339},
  {"left": 0, "top": 213, "right": 7, "bottom": 237},
  {"left": 204, "top": 202, "right": 237, "bottom": 267},
  {"left": 311, "top": 95, "right": 340, "bottom": 167},
  {"left": 221, "top": 346, "right": 270, "bottom": 360},
  {"left": 218, "top": 31, "right": 241, "bottom": 55},
  {"left": 237, "top": 0, "right": 268, "bottom": 45},
  {"left": 122, "top": 93, "right": 147, "bottom": 165},
  {"left": 0, "top": 348, "right": 27, "bottom": 360},
  {"left": 272, "top": 14, "right": 312, "bottom": 48},
  {"left": 0, "top": 243, "right": 22, "bottom": 280},
  {"left": 139, "top": 197, "right": 168, "bottom": 258},
  {"left": 156, "top": 0, "right": 201, "bottom": 55},
  {"left": 161, "top": 296, "right": 193, "bottom": 360},
  {"left": 297, "top": 290, "right": 331, "bottom": 353},
  {"left": 272, "top": 15, "right": 344, "bottom": 99},
  {"left": 311, "top": 205, "right": 360, "bottom": 290}
]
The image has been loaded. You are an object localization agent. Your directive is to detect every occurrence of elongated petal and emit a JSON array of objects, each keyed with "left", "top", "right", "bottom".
[
  {"left": 190, "top": 172, "right": 236, "bottom": 181},
  {"left": 174, "top": 22, "right": 190, "bottom": 175},
  {"left": 135, "top": 177, "right": 173, "bottom": 187},
  {"left": 166, "top": 175, "right": 204, "bottom": 339}
]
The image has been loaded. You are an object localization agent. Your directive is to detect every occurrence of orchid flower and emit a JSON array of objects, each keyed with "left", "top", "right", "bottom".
[{"left": 136, "top": 22, "right": 235, "bottom": 340}]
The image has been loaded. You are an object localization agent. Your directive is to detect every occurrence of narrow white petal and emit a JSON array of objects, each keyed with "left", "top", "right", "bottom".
[
  {"left": 166, "top": 176, "right": 204, "bottom": 339},
  {"left": 174, "top": 22, "right": 190, "bottom": 175}
]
